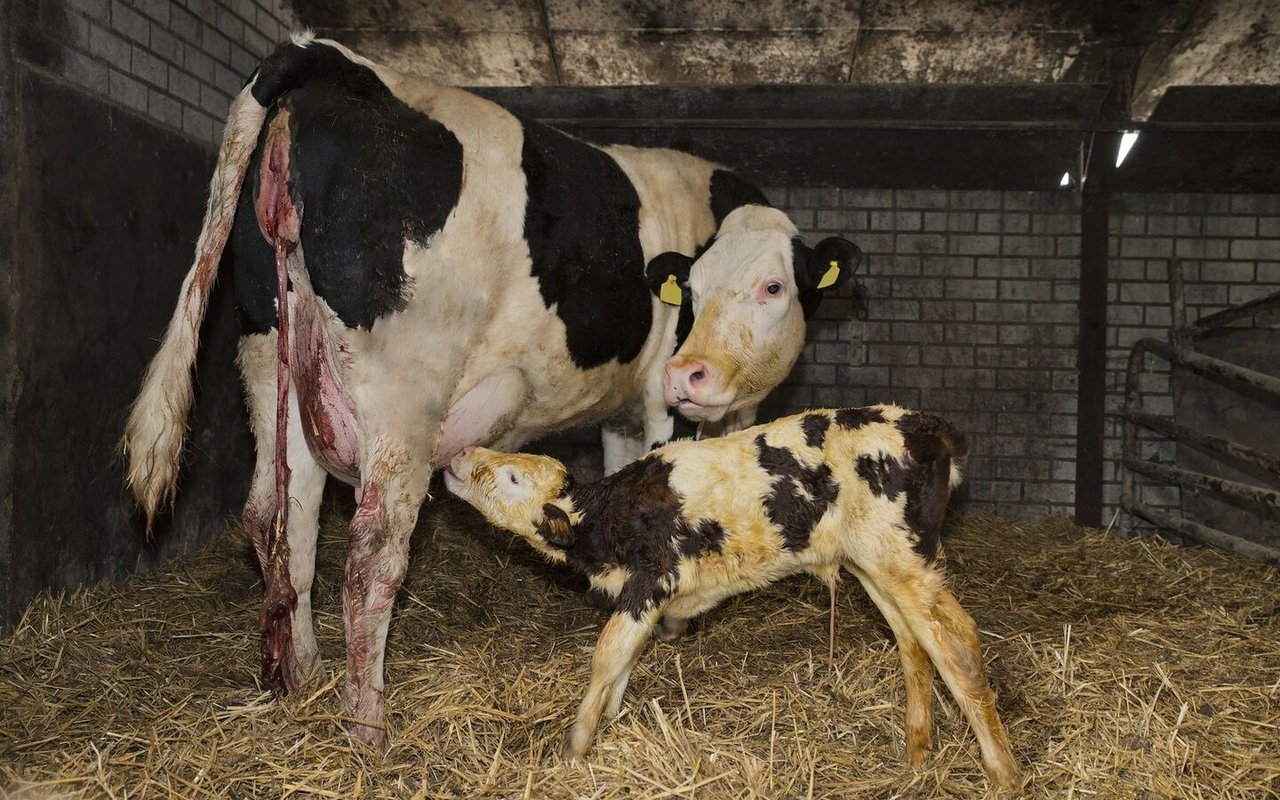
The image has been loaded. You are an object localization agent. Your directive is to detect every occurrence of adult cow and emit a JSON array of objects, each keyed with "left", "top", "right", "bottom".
[{"left": 123, "top": 33, "right": 862, "bottom": 748}]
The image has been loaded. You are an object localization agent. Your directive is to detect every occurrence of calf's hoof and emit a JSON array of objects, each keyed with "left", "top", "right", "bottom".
[
  {"left": 656, "top": 615, "right": 689, "bottom": 643},
  {"left": 989, "top": 762, "right": 1024, "bottom": 794},
  {"left": 561, "top": 727, "right": 592, "bottom": 763}
]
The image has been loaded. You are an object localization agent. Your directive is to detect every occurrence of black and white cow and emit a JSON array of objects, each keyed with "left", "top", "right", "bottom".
[
  {"left": 122, "top": 34, "right": 862, "bottom": 747},
  {"left": 444, "top": 406, "right": 1021, "bottom": 790}
]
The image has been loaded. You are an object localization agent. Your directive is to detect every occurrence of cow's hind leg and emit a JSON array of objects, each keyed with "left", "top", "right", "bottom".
[
  {"left": 342, "top": 444, "right": 433, "bottom": 749},
  {"left": 239, "top": 332, "right": 328, "bottom": 691}
]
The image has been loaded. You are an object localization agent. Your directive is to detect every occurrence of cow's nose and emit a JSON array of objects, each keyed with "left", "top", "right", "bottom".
[{"left": 665, "top": 358, "right": 713, "bottom": 404}]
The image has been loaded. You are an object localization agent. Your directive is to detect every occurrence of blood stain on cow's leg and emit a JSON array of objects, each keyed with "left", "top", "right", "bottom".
[
  {"left": 255, "top": 108, "right": 304, "bottom": 697},
  {"left": 342, "top": 478, "right": 397, "bottom": 748},
  {"left": 260, "top": 239, "right": 300, "bottom": 695}
]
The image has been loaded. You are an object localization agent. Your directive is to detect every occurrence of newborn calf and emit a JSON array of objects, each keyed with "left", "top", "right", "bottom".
[{"left": 444, "top": 404, "right": 1020, "bottom": 789}]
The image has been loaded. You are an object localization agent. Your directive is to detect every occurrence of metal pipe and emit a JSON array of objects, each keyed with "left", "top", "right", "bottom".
[
  {"left": 1186, "top": 289, "right": 1280, "bottom": 337},
  {"left": 1167, "top": 259, "right": 1189, "bottom": 347},
  {"left": 1128, "top": 337, "right": 1280, "bottom": 397},
  {"left": 1121, "top": 496, "right": 1280, "bottom": 565},
  {"left": 1122, "top": 408, "right": 1280, "bottom": 477},
  {"left": 1122, "top": 456, "right": 1280, "bottom": 509}
]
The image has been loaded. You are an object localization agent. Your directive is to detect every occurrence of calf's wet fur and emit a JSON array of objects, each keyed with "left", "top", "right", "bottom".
[{"left": 445, "top": 404, "right": 1022, "bottom": 790}]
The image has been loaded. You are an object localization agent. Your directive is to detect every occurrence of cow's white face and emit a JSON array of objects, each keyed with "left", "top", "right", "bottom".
[{"left": 654, "top": 206, "right": 860, "bottom": 423}]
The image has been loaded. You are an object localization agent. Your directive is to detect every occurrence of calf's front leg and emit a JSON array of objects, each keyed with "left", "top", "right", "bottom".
[{"left": 563, "top": 610, "right": 657, "bottom": 761}]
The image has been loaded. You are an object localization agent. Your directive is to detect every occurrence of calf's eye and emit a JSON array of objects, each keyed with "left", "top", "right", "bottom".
[
  {"left": 766, "top": 282, "right": 782, "bottom": 295},
  {"left": 509, "top": 471, "right": 519, "bottom": 485}
]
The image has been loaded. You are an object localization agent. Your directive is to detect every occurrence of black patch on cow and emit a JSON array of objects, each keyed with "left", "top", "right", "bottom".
[
  {"left": 519, "top": 118, "right": 650, "bottom": 369},
  {"left": 708, "top": 169, "right": 770, "bottom": 228},
  {"left": 853, "top": 412, "right": 965, "bottom": 566},
  {"left": 558, "top": 456, "right": 690, "bottom": 620},
  {"left": 834, "top": 406, "right": 886, "bottom": 431},
  {"left": 801, "top": 413, "right": 830, "bottom": 449},
  {"left": 754, "top": 435, "right": 839, "bottom": 551},
  {"left": 232, "top": 40, "right": 464, "bottom": 332}
]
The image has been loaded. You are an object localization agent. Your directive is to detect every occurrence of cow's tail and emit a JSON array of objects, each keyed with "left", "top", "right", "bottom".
[{"left": 122, "top": 84, "right": 270, "bottom": 532}]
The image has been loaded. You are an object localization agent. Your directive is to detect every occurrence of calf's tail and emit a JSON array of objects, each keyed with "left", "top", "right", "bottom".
[
  {"left": 938, "top": 424, "right": 969, "bottom": 490},
  {"left": 121, "top": 81, "right": 271, "bottom": 532}
]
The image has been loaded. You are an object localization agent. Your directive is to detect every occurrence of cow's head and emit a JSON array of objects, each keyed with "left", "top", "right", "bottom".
[
  {"left": 645, "top": 205, "right": 861, "bottom": 423},
  {"left": 443, "top": 447, "right": 577, "bottom": 563}
]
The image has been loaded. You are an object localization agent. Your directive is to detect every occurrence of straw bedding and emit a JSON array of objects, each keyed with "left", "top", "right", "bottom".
[{"left": 2, "top": 495, "right": 1277, "bottom": 798}]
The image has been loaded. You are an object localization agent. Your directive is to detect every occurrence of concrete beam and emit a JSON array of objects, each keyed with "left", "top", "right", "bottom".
[{"left": 1133, "top": 0, "right": 1280, "bottom": 120}]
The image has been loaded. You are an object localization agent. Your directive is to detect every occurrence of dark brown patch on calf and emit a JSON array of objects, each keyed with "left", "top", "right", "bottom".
[
  {"left": 855, "top": 413, "right": 965, "bottom": 565},
  {"left": 834, "top": 406, "right": 886, "bottom": 430},
  {"left": 855, "top": 453, "right": 912, "bottom": 501},
  {"left": 561, "top": 456, "right": 691, "bottom": 620},
  {"left": 677, "top": 519, "right": 727, "bottom": 559},
  {"left": 897, "top": 413, "right": 966, "bottom": 565},
  {"left": 801, "top": 413, "right": 831, "bottom": 448},
  {"left": 754, "top": 436, "right": 839, "bottom": 550}
]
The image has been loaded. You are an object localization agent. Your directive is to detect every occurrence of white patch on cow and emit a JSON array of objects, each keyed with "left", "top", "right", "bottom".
[{"left": 436, "top": 368, "right": 526, "bottom": 464}]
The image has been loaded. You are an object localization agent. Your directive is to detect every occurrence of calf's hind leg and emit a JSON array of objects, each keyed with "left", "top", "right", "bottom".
[
  {"left": 850, "top": 565, "right": 935, "bottom": 767},
  {"left": 869, "top": 561, "right": 1021, "bottom": 790}
]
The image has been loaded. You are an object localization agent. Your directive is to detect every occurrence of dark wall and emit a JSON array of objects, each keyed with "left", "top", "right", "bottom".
[
  {"left": 1, "top": 0, "right": 20, "bottom": 634},
  {"left": 0, "top": 69, "right": 252, "bottom": 632}
]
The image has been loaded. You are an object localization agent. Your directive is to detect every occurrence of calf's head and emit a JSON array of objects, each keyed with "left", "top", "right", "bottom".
[
  {"left": 647, "top": 205, "right": 861, "bottom": 422},
  {"left": 443, "top": 447, "right": 578, "bottom": 563}
]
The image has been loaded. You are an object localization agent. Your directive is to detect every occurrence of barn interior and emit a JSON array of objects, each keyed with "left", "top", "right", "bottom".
[{"left": 1, "top": 0, "right": 1277, "bottom": 797}]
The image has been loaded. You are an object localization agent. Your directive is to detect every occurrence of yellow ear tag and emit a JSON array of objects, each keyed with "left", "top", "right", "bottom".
[
  {"left": 817, "top": 259, "right": 841, "bottom": 290},
  {"left": 659, "top": 274, "right": 683, "bottom": 306}
]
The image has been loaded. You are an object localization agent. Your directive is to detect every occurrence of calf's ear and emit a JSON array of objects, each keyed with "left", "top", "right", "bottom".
[
  {"left": 645, "top": 252, "right": 694, "bottom": 307},
  {"left": 537, "top": 503, "right": 575, "bottom": 549}
]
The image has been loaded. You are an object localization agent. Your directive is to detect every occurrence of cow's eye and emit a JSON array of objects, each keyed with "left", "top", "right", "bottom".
[{"left": 766, "top": 282, "right": 782, "bottom": 295}]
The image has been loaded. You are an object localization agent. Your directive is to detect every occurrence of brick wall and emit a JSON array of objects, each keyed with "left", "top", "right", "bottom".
[
  {"left": 535, "top": 189, "right": 1280, "bottom": 527},
  {"left": 770, "top": 189, "right": 1280, "bottom": 524},
  {"left": 17, "top": 0, "right": 296, "bottom": 146}
]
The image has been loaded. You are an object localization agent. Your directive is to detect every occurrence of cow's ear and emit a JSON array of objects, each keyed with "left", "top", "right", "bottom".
[
  {"left": 645, "top": 252, "right": 694, "bottom": 307},
  {"left": 795, "top": 236, "right": 861, "bottom": 293},
  {"left": 537, "top": 503, "right": 575, "bottom": 549}
]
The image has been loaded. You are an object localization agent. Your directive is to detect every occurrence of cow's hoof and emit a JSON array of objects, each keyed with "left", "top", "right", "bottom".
[{"left": 351, "top": 721, "right": 388, "bottom": 752}]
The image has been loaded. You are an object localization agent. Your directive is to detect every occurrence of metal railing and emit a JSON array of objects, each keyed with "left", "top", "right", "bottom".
[{"left": 1120, "top": 260, "right": 1280, "bottom": 565}]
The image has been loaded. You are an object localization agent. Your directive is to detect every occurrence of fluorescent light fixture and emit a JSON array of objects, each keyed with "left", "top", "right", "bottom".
[
  {"left": 1115, "top": 130, "right": 1140, "bottom": 168},
  {"left": 1060, "top": 171, "right": 1071, "bottom": 187}
]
